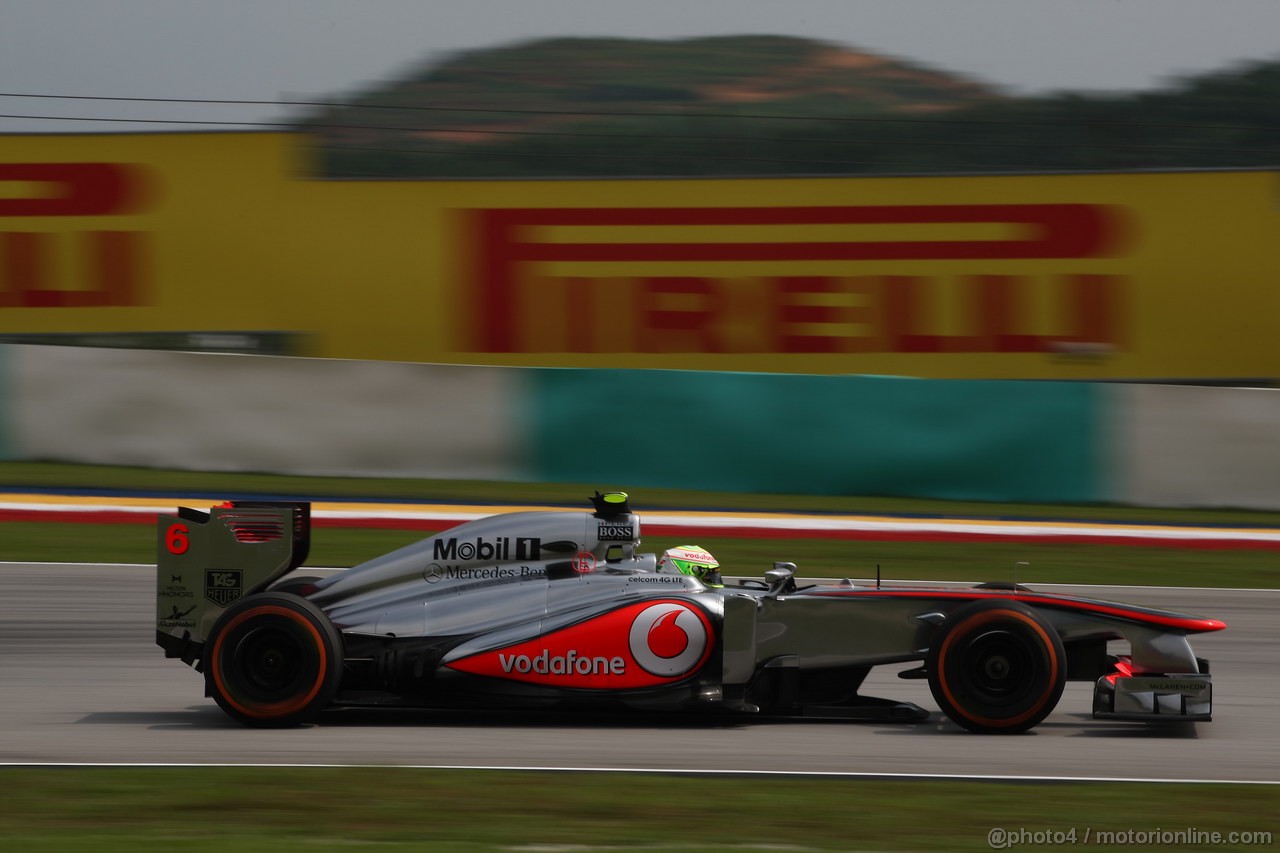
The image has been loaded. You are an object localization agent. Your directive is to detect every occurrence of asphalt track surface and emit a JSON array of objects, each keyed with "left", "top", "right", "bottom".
[{"left": 3, "top": 562, "right": 1277, "bottom": 782}]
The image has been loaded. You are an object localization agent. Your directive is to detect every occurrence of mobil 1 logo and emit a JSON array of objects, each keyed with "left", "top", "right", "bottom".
[{"left": 432, "top": 536, "right": 541, "bottom": 562}]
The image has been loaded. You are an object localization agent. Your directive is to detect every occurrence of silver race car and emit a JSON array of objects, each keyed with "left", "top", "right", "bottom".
[{"left": 154, "top": 493, "right": 1224, "bottom": 732}]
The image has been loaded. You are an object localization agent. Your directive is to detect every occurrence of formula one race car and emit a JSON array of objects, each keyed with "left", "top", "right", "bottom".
[{"left": 154, "top": 494, "right": 1224, "bottom": 732}]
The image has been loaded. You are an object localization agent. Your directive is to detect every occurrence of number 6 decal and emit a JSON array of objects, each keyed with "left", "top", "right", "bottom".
[{"left": 166, "top": 523, "right": 190, "bottom": 555}]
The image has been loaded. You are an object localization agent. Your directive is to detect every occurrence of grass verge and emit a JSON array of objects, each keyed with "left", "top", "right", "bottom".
[
  {"left": 5, "top": 461, "right": 1280, "bottom": 525},
  {"left": 2, "top": 463, "right": 1278, "bottom": 588},
  {"left": 1, "top": 767, "right": 1275, "bottom": 852}
]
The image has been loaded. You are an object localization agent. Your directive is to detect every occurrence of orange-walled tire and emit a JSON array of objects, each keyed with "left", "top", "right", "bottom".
[
  {"left": 926, "top": 599, "right": 1066, "bottom": 734},
  {"left": 205, "top": 592, "right": 343, "bottom": 728}
]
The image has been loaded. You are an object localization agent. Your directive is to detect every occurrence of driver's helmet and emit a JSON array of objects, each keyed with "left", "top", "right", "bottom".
[{"left": 658, "top": 545, "right": 722, "bottom": 587}]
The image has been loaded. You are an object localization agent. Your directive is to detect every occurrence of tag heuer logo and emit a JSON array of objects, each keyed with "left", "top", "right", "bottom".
[{"left": 205, "top": 570, "right": 243, "bottom": 606}]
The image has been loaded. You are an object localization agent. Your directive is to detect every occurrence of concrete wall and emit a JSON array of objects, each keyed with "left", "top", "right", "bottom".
[
  {"left": 3, "top": 344, "right": 1279, "bottom": 510},
  {"left": 1111, "top": 383, "right": 1280, "bottom": 510},
  {"left": 6, "top": 345, "right": 524, "bottom": 481}
]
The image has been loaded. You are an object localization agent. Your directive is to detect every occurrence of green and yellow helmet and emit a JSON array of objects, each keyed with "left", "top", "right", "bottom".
[{"left": 658, "top": 545, "right": 722, "bottom": 587}]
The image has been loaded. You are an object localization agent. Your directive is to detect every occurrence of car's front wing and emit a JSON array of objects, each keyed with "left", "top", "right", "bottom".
[{"left": 1092, "top": 656, "right": 1212, "bottom": 721}]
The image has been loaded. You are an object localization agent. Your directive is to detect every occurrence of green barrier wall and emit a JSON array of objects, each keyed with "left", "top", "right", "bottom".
[
  {"left": 0, "top": 346, "right": 11, "bottom": 460},
  {"left": 527, "top": 370, "right": 1103, "bottom": 503}
]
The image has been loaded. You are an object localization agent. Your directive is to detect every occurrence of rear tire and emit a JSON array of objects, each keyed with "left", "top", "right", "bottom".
[
  {"left": 926, "top": 599, "right": 1065, "bottom": 733},
  {"left": 205, "top": 592, "right": 342, "bottom": 727}
]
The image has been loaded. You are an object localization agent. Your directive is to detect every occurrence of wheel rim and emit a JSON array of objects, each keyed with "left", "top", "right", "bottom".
[
  {"left": 957, "top": 629, "right": 1040, "bottom": 705},
  {"left": 228, "top": 622, "right": 313, "bottom": 703}
]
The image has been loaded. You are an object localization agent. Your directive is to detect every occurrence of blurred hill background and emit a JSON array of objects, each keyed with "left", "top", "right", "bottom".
[{"left": 296, "top": 35, "right": 1280, "bottom": 178}]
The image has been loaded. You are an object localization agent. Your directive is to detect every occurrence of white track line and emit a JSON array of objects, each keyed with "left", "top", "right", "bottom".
[{"left": 1, "top": 762, "right": 1275, "bottom": 784}]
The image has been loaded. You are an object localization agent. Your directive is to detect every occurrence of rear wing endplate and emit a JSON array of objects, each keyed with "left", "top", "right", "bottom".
[{"left": 155, "top": 501, "right": 311, "bottom": 667}]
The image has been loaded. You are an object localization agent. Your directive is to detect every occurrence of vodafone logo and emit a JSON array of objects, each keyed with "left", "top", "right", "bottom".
[
  {"left": 628, "top": 602, "right": 709, "bottom": 677},
  {"left": 446, "top": 599, "right": 714, "bottom": 689}
]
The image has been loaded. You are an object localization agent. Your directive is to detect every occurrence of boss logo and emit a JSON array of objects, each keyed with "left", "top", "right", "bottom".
[{"left": 597, "top": 523, "right": 634, "bottom": 541}]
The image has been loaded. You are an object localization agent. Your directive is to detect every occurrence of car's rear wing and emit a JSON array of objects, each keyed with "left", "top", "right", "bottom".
[{"left": 155, "top": 501, "right": 311, "bottom": 668}]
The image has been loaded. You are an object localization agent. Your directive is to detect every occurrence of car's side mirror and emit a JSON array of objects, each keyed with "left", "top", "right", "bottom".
[{"left": 764, "top": 562, "right": 797, "bottom": 596}]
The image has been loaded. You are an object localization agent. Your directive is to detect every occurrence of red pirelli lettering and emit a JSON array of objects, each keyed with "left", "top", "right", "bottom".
[
  {"left": 639, "top": 277, "right": 725, "bottom": 353},
  {"left": 0, "top": 163, "right": 146, "bottom": 217},
  {"left": 0, "top": 162, "right": 151, "bottom": 308},
  {"left": 469, "top": 204, "right": 1129, "bottom": 354}
]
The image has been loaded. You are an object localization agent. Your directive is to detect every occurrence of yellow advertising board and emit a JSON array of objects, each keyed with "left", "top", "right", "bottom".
[{"left": 2, "top": 131, "right": 1278, "bottom": 380}]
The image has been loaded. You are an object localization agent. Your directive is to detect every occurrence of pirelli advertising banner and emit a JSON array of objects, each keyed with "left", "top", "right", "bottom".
[{"left": 2, "top": 132, "right": 1278, "bottom": 379}]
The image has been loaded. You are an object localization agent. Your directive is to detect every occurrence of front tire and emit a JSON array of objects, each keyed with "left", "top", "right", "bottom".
[
  {"left": 926, "top": 599, "right": 1065, "bottom": 733},
  {"left": 205, "top": 592, "right": 342, "bottom": 727}
]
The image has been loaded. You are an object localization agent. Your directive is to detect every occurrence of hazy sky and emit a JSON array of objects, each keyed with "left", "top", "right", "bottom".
[{"left": 3, "top": 0, "right": 1280, "bottom": 132}]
